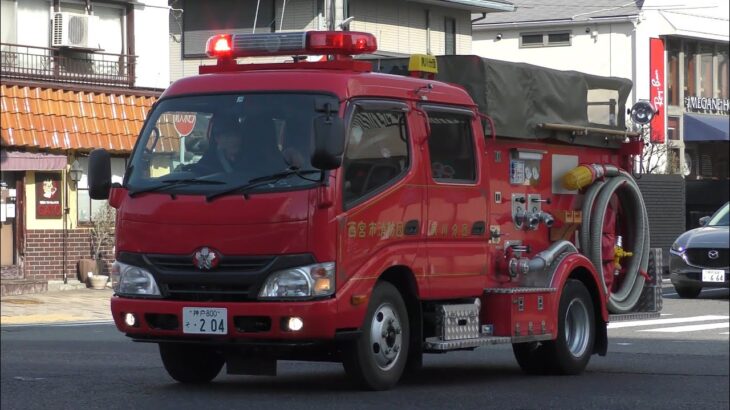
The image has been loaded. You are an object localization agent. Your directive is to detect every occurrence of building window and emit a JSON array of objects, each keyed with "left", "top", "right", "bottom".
[
  {"left": 699, "top": 43, "right": 714, "bottom": 98},
  {"left": 182, "top": 0, "right": 275, "bottom": 58},
  {"left": 76, "top": 157, "right": 126, "bottom": 223},
  {"left": 444, "top": 17, "right": 456, "bottom": 55},
  {"left": 520, "top": 32, "right": 571, "bottom": 48},
  {"left": 0, "top": 0, "right": 17, "bottom": 44},
  {"left": 667, "top": 38, "right": 680, "bottom": 106},
  {"left": 683, "top": 40, "right": 697, "bottom": 97},
  {"left": 718, "top": 46, "right": 729, "bottom": 99},
  {"left": 667, "top": 116, "right": 680, "bottom": 141}
]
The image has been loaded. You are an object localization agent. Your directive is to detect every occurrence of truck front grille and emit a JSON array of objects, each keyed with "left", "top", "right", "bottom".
[
  {"left": 163, "top": 283, "right": 254, "bottom": 302},
  {"left": 147, "top": 254, "right": 273, "bottom": 273}
]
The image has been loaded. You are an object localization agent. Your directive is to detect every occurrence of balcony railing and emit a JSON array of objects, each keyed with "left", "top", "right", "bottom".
[{"left": 0, "top": 43, "right": 136, "bottom": 88}]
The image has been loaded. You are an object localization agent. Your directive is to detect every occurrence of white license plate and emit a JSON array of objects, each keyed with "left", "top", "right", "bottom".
[
  {"left": 182, "top": 307, "right": 227, "bottom": 335},
  {"left": 702, "top": 269, "right": 725, "bottom": 283}
]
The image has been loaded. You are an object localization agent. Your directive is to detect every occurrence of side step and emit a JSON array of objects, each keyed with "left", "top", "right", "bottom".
[
  {"left": 608, "top": 311, "right": 661, "bottom": 322},
  {"left": 424, "top": 334, "right": 553, "bottom": 352}
]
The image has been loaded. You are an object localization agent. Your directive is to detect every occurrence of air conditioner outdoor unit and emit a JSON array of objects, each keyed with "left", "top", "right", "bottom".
[{"left": 52, "top": 12, "right": 100, "bottom": 49}]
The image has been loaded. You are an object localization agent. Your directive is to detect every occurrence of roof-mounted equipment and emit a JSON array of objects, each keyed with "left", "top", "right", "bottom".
[{"left": 205, "top": 31, "right": 377, "bottom": 64}]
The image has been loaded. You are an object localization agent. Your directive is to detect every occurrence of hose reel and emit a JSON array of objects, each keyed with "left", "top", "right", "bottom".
[{"left": 564, "top": 164, "right": 650, "bottom": 313}]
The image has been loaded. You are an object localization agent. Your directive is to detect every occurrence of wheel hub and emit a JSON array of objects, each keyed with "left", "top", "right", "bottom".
[
  {"left": 565, "top": 298, "right": 590, "bottom": 357},
  {"left": 369, "top": 303, "right": 403, "bottom": 371}
]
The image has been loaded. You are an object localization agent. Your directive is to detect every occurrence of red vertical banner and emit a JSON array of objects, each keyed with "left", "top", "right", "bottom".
[{"left": 649, "top": 38, "right": 665, "bottom": 143}]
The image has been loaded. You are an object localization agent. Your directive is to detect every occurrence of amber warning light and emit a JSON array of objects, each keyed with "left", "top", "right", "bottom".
[{"left": 205, "top": 31, "right": 377, "bottom": 60}]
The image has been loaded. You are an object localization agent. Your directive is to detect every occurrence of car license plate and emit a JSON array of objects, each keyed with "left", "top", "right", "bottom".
[
  {"left": 702, "top": 269, "right": 725, "bottom": 283},
  {"left": 182, "top": 307, "right": 227, "bottom": 335}
]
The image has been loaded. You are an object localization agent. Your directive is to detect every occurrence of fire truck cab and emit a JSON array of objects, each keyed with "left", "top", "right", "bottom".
[{"left": 89, "top": 31, "right": 661, "bottom": 390}]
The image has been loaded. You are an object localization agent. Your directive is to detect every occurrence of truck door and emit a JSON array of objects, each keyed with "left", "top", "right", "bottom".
[
  {"left": 339, "top": 100, "right": 425, "bottom": 287},
  {"left": 421, "top": 105, "right": 489, "bottom": 298}
]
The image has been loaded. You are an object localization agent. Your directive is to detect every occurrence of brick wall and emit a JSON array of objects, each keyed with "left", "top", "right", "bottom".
[{"left": 23, "top": 229, "right": 115, "bottom": 282}]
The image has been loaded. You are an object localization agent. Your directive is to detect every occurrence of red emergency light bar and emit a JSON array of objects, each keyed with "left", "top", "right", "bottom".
[{"left": 205, "top": 31, "right": 377, "bottom": 59}]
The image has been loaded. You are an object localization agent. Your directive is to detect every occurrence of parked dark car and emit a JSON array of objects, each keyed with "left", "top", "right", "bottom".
[{"left": 669, "top": 202, "right": 729, "bottom": 298}]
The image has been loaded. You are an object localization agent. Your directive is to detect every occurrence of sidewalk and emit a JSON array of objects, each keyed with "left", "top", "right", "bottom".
[{"left": 0, "top": 287, "right": 113, "bottom": 326}]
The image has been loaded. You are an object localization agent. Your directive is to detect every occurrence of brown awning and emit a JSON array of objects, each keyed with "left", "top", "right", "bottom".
[
  {"left": 0, "top": 150, "right": 67, "bottom": 171},
  {"left": 0, "top": 84, "right": 159, "bottom": 153}
]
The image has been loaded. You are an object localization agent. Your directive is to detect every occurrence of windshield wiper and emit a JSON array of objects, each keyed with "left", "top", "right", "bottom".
[
  {"left": 205, "top": 169, "right": 321, "bottom": 202},
  {"left": 129, "top": 177, "right": 226, "bottom": 197}
]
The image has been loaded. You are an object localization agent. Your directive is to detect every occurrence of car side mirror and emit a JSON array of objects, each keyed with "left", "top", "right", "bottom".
[
  {"left": 699, "top": 216, "right": 711, "bottom": 226},
  {"left": 311, "top": 114, "right": 345, "bottom": 171},
  {"left": 88, "top": 148, "right": 111, "bottom": 200}
]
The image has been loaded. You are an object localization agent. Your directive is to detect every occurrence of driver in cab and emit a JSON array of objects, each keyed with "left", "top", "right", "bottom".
[{"left": 194, "top": 127, "right": 244, "bottom": 175}]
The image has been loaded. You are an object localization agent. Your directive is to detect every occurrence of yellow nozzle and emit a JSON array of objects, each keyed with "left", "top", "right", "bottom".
[
  {"left": 613, "top": 246, "right": 634, "bottom": 269},
  {"left": 563, "top": 165, "right": 595, "bottom": 190}
]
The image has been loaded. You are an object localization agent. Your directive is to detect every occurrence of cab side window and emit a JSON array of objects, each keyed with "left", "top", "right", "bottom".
[
  {"left": 342, "top": 108, "right": 409, "bottom": 207},
  {"left": 427, "top": 113, "right": 476, "bottom": 182}
]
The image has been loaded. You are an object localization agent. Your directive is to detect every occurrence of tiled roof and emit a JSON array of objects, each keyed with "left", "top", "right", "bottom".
[
  {"left": 1, "top": 84, "right": 159, "bottom": 153},
  {"left": 474, "top": 0, "right": 643, "bottom": 25}
]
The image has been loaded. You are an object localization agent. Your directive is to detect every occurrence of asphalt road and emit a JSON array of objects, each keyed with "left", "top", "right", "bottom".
[{"left": 2, "top": 285, "right": 728, "bottom": 410}]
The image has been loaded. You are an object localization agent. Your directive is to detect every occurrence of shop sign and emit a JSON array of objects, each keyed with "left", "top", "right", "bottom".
[
  {"left": 649, "top": 38, "right": 665, "bottom": 144},
  {"left": 684, "top": 96, "right": 730, "bottom": 114},
  {"left": 35, "top": 172, "right": 62, "bottom": 218}
]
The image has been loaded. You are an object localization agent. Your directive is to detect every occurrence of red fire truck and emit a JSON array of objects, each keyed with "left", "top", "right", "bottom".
[{"left": 88, "top": 31, "right": 661, "bottom": 390}]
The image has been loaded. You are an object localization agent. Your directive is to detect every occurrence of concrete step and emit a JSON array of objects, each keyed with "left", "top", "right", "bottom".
[
  {"left": 1, "top": 279, "right": 48, "bottom": 297},
  {"left": 47, "top": 280, "right": 88, "bottom": 292}
]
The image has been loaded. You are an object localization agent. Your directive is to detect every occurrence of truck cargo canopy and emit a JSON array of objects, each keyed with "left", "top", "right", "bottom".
[{"left": 369, "top": 55, "right": 634, "bottom": 147}]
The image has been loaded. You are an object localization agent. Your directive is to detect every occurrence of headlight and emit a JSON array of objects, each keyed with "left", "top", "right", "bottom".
[
  {"left": 259, "top": 262, "right": 335, "bottom": 299},
  {"left": 112, "top": 261, "right": 161, "bottom": 297},
  {"left": 670, "top": 241, "right": 685, "bottom": 255}
]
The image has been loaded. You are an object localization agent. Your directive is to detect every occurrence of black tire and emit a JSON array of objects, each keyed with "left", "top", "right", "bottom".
[
  {"left": 513, "top": 280, "right": 595, "bottom": 375},
  {"left": 551, "top": 279, "right": 595, "bottom": 374},
  {"left": 159, "top": 343, "right": 224, "bottom": 384},
  {"left": 342, "top": 281, "right": 410, "bottom": 390},
  {"left": 512, "top": 341, "right": 552, "bottom": 374},
  {"left": 674, "top": 284, "right": 702, "bottom": 299}
]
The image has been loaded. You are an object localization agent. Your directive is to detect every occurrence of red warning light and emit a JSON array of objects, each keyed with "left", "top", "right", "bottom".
[{"left": 205, "top": 34, "right": 233, "bottom": 58}]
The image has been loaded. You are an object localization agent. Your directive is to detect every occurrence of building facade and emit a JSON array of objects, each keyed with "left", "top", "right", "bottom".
[
  {"left": 1, "top": 0, "right": 169, "bottom": 294},
  {"left": 167, "top": 0, "right": 515, "bottom": 82},
  {"left": 472, "top": 0, "right": 729, "bottom": 227}
]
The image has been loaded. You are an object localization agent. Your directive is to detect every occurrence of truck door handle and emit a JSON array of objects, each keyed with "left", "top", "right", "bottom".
[
  {"left": 405, "top": 220, "right": 419, "bottom": 236},
  {"left": 471, "top": 221, "right": 486, "bottom": 236}
]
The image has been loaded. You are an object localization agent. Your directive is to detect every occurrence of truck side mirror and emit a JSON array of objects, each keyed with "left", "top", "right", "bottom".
[
  {"left": 311, "top": 114, "right": 345, "bottom": 170},
  {"left": 88, "top": 148, "right": 112, "bottom": 200},
  {"left": 699, "top": 216, "right": 710, "bottom": 226}
]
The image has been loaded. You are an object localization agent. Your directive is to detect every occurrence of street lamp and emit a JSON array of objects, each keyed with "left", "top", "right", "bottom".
[{"left": 68, "top": 160, "right": 82, "bottom": 187}]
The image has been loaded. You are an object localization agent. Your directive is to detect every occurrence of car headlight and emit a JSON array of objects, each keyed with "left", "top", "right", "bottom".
[
  {"left": 259, "top": 262, "right": 335, "bottom": 299},
  {"left": 112, "top": 261, "right": 161, "bottom": 297},
  {"left": 670, "top": 241, "right": 685, "bottom": 255}
]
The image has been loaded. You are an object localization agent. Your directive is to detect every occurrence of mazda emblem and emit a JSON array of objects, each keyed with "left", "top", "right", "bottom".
[{"left": 708, "top": 250, "right": 719, "bottom": 260}]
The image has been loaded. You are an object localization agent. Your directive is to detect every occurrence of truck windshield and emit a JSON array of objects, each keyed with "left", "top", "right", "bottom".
[{"left": 126, "top": 93, "right": 337, "bottom": 196}]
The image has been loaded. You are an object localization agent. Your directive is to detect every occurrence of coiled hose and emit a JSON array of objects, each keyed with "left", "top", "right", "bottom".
[{"left": 566, "top": 165, "right": 650, "bottom": 313}]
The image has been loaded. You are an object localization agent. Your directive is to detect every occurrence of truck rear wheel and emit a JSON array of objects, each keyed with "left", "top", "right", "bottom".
[
  {"left": 342, "top": 281, "right": 410, "bottom": 390},
  {"left": 159, "top": 343, "right": 224, "bottom": 383},
  {"left": 513, "top": 279, "right": 595, "bottom": 375},
  {"left": 552, "top": 279, "right": 595, "bottom": 374}
]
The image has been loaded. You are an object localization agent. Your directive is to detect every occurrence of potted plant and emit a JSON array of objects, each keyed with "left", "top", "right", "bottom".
[{"left": 87, "top": 202, "right": 116, "bottom": 289}]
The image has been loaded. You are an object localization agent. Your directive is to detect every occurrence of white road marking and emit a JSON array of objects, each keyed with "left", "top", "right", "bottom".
[
  {"left": 664, "top": 288, "right": 729, "bottom": 297},
  {"left": 721, "top": 332, "right": 729, "bottom": 335},
  {"left": 608, "top": 315, "right": 729, "bottom": 329},
  {"left": 639, "top": 322, "right": 730, "bottom": 333}
]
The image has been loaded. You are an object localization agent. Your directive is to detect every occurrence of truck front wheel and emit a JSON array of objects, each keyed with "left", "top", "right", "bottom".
[
  {"left": 342, "top": 281, "right": 410, "bottom": 390},
  {"left": 159, "top": 343, "right": 224, "bottom": 383}
]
